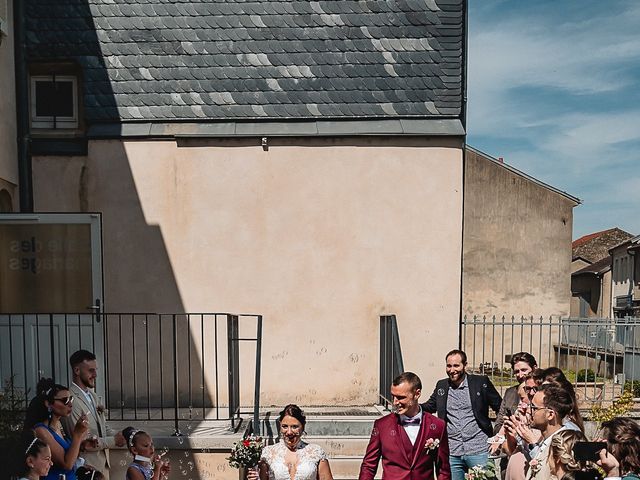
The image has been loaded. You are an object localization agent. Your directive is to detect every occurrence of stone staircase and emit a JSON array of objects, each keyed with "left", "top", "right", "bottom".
[{"left": 259, "top": 408, "right": 384, "bottom": 480}]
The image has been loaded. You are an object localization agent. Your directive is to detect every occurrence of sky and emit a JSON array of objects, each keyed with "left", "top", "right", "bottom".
[{"left": 466, "top": 0, "right": 640, "bottom": 240}]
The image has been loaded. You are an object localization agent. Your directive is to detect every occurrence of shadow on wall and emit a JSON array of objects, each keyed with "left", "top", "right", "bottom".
[
  {"left": 25, "top": 8, "right": 225, "bottom": 475},
  {"left": 0, "top": 189, "right": 12, "bottom": 212}
]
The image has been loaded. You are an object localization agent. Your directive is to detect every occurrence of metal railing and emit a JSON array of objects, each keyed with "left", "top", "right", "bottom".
[
  {"left": 461, "top": 315, "right": 640, "bottom": 405},
  {"left": 0, "top": 312, "right": 263, "bottom": 435},
  {"left": 379, "top": 314, "right": 404, "bottom": 407}
]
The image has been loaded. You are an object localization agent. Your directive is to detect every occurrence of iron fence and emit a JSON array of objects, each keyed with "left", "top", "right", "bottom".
[
  {"left": 461, "top": 315, "right": 640, "bottom": 406},
  {"left": 0, "top": 312, "right": 263, "bottom": 434},
  {"left": 379, "top": 314, "right": 404, "bottom": 407}
]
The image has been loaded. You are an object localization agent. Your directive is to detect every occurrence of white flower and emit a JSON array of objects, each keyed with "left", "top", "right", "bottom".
[{"left": 424, "top": 438, "right": 440, "bottom": 451}]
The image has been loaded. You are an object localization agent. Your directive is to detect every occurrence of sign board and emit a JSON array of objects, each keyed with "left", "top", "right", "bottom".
[{"left": 0, "top": 214, "right": 102, "bottom": 313}]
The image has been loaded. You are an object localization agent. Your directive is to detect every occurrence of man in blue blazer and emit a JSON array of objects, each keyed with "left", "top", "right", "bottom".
[{"left": 422, "top": 349, "right": 502, "bottom": 480}]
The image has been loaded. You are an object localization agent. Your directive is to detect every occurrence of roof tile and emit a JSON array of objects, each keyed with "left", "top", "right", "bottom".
[{"left": 26, "top": 0, "right": 464, "bottom": 123}]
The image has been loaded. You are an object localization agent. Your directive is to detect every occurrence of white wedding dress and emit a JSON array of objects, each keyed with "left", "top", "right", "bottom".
[{"left": 261, "top": 440, "right": 328, "bottom": 480}]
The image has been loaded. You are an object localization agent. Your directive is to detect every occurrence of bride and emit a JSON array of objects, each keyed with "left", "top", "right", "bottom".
[{"left": 250, "top": 404, "right": 333, "bottom": 480}]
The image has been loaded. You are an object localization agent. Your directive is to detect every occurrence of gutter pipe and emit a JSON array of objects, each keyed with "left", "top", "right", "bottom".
[{"left": 14, "top": 0, "right": 33, "bottom": 212}]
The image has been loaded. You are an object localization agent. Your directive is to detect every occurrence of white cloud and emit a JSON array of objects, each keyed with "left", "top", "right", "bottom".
[
  {"left": 467, "top": 1, "right": 640, "bottom": 237},
  {"left": 467, "top": 1, "right": 640, "bottom": 135}
]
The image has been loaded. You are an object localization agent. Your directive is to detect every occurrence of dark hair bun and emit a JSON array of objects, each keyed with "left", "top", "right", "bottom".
[
  {"left": 278, "top": 404, "right": 306, "bottom": 427},
  {"left": 36, "top": 378, "right": 55, "bottom": 396}
]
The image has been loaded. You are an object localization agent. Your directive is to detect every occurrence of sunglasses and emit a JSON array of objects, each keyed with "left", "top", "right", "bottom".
[
  {"left": 524, "top": 386, "right": 537, "bottom": 393},
  {"left": 53, "top": 396, "right": 74, "bottom": 405}
]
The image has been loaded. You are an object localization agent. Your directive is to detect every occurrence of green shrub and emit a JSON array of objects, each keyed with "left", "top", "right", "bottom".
[
  {"left": 589, "top": 388, "right": 634, "bottom": 426},
  {"left": 624, "top": 380, "right": 640, "bottom": 397},
  {"left": 0, "top": 377, "right": 28, "bottom": 480},
  {"left": 577, "top": 368, "right": 596, "bottom": 382}
]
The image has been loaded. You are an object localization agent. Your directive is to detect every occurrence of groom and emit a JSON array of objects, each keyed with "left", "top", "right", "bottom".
[{"left": 359, "top": 372, "right": 451, "bottom": 480}]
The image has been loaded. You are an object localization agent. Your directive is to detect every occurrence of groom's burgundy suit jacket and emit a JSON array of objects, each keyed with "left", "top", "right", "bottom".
[{"left": 359, "top": 411, "right": 451, "bottom": 480}]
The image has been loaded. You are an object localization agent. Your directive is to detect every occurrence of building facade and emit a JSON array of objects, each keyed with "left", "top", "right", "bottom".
[
  {"left": 0, "top": 0, "right": 17, "bottom": 212},
  {"left": 20, "top": 0, "right": 467, "bottom": 405},
  {"left": 462, "top": 147, "right": 579, "bottom": 318}
]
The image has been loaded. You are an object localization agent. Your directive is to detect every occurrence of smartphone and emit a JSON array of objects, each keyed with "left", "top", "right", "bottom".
[
  {"left": 573, "top": 442, "right": 607, "bottom": 462},
  {"left": 504, "top": 407, "right": 512, "bottom": 417}
]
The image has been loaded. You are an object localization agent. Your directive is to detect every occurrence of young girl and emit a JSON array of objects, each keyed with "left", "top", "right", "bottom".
[
  {"left": 15, "top": 435, "right": 53, "bottom": 480},
  {"left": 123, "top": 426, "right": 170, "bottom": 480}
]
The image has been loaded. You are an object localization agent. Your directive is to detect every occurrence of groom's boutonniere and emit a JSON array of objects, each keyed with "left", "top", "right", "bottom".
[
  {"left": 528, "top": 459, "right": 541, "bottom": 476},
  {"left": 424, "top": 438, "right": 440, "bottom": 452}
]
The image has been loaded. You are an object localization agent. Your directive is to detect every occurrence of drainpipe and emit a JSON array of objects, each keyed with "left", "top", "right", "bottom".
[
  {"left": 630, "top": 249, "right": 636, "bottom": 306},
  {"left": 14, "top": 0, "right": 33, "bottom": 212}
]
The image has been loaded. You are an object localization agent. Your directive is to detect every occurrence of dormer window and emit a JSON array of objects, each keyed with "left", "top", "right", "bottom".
[{"left": 30, "top": 75, "right": 79, "bottom": 129}]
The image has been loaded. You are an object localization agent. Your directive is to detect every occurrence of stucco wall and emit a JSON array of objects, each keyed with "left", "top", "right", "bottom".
[
  {"left": 571, "top": 258, "right": 590, "bottom": 274},
  {"left": 0, "top": 0, "right": 18, "bottom": 207},
  {"left": 32, "top": 137, "right": 464, "bottom": 405},
  {"left": 462, "top": 149, "right": 576, "bottom": 318}
]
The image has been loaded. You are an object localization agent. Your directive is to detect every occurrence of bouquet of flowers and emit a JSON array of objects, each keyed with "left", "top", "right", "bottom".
[
  {"left": 227, "top": 436, "right": 264, "bottom": 469},
  {"left": 464, "top": 461, "right": 498, "bottom": 480}
]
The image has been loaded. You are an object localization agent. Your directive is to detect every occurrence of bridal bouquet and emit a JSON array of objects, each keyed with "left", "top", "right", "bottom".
[
  {"left": 227, "top": 436, "right": 264, "bottom": 469},
  {"left": 464, "top": 462, "right": 498, "bottom": 480}
]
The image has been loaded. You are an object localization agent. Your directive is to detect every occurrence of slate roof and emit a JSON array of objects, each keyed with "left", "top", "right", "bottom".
[{"left": 25, "top": 0, "right": 465, "bottom": 131}]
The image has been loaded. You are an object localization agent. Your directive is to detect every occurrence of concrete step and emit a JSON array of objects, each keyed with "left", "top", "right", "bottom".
[
  {"left": 261, "top": 417, "right": 378, "bottom": 438},
  {"left": 257, "top": 410, "right": 384, "bottom": 479},
  {"left": 305, "top": 436, "right": 373, "bottom": 457},
  {"left": 328, "top": 456, "right": 382, "bottom": 480}
]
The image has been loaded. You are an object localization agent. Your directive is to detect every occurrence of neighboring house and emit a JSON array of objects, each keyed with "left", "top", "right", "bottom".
[
  {"left": 571, "top": 228, "right": 633, "bottom": 271},
  {"left": 610, "top": 235, "right": 640, "bottom": 318},
  {"left": 0, "top": 0, "right": 17, "bottom": 212},
  {"left": 462, "top": 146, "right": 579, "bottom": 317},
  {"left": 570, "top": 228, "right": 634, "bottom": 318},
  {"left": 19, "top": 0, "right": 467, "bottom": 405},
  {"left": 571, "top": 256, "right": 612, "bottom": 318}
]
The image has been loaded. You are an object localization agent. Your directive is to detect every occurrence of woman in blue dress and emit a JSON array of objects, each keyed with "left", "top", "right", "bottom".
[{"left": 24, "top": 378, "right": 91, "bottom": 480}]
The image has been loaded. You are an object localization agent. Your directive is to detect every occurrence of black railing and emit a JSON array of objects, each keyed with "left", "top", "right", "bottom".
[
  {"left": 379, "top": 314, "right": 404, "bottom": 407},
  {"left": 461, "top": 315, "right": 640, "bottom": 405},
  {"left": 0, "top": 312, "right": 263, "bottom": 435}
]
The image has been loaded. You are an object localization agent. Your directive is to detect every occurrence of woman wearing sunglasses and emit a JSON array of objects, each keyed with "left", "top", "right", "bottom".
[{"left": 24, "top": 378, "right": 91, "bottom": 480}]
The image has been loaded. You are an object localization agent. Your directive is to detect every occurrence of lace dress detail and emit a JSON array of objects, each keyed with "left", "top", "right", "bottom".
[{"left": 261, "top": 441, "right": 327, "bottom": 480}]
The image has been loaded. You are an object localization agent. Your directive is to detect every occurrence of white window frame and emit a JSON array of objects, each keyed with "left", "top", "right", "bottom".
[{"left": 30, "top": 75, "right": 79, "bottom": 129}]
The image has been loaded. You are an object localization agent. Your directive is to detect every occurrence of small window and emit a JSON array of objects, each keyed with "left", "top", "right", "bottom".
[{"left": 30, "top": 75, "right": 78, "bottom": 129}]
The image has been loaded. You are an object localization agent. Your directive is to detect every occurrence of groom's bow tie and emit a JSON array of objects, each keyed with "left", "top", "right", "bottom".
[{"left": 400, "top": 417, "right": 421, "bottom": 426}]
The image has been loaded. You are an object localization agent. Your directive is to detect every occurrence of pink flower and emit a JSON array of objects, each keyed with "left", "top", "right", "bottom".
[
  {"left": 529, "top": 459, "right": 541, "bottom": 475},
  {"left": 424, "top": 438, "right": 440, "bottom": 452}
]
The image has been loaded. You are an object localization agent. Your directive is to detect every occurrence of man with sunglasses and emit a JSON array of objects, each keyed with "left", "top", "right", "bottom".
[
  {"left": 523, "top": 384, "right": 573, "bottom": 480},
  {"left": 62, "top": 350, "right": 126, "bottom": 480}
]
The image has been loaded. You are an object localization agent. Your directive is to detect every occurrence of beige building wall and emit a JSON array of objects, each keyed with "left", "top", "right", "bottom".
[
  {"left": 0, "top": 0, "right": 18, "bottom": 210},
  {"left": 32, "top": 137, "right": 464, "bottom": 405},
  {"left": 612, "top": 250, "right": 632, "bottom": 305},
  {"left": 462, "top": 149, "right": 577, "bottom": 367},
  {"left": 603, "top": 270, "right": 613, "bottom": 317},
  {"left": 571, "top": 258, "right": 590, "bottom": 273},
  {"left": 463, "top": 149, "right": 576, "bottom": 317}
]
